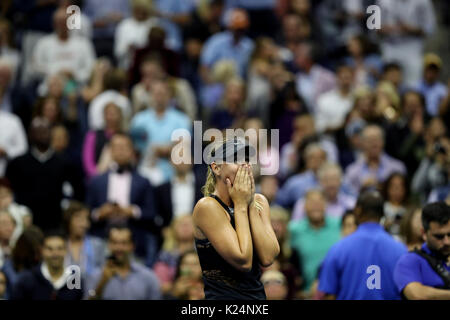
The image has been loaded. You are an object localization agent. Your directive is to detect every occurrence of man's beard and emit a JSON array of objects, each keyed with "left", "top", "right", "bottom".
[{"left": 429, "top": 245, "right": 450, "bottom": 261}]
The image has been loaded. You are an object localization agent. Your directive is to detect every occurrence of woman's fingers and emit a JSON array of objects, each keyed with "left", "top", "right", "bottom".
[
  {"left": 234, "top": 165, "right": 242, "bottom": 188},
  {"left": 249, "top": 166, "right": 255, "bottom": 194}
]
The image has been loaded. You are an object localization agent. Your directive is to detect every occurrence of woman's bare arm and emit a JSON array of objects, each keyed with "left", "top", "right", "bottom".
[
  {"left": 248, "top": 193, "right": 280, "bottom": 267},
  {"left": 193, "top": 165, "right": 254, "bottom": 272}
]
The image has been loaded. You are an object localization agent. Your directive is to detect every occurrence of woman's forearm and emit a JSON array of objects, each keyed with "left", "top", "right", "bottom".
[
  {"left": 248, "top": 203, "right": 280, "bottom": 267},
  {"left": 233, "top": 201, "right": 253, "bottom": 271}
]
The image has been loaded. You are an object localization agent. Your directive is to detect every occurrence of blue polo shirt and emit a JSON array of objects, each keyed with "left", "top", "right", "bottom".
[
  {"left": 394, "top": 243, "right": 450, "bottom": 295},
  {"left": 318, "top": 222, "right": 407, "bottom": 300},
  {"left": 200, "top": 31, "right": 254, "bottom": 77}
]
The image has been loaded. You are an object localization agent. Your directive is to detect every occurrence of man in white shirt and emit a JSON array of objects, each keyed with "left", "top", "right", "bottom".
[
  {"left": 32, "top": 8, "right": 96, "bottom": 85},
  {"left": 294, "top": 43, "right": 336, "bottom": 114},
  {"left": 377, "top": 0, "right": 436, "bottom": 87},
  {"left": 0, "top": 111, "right": 28, "bottom": 177},
  {"left": 315, "top": 64, "right": 355, "bottom": 134},
  {"left": 114, "top": 0, "right": 153, "bottom": 70}
]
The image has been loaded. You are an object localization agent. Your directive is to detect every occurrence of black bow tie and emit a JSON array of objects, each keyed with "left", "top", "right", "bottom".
[{"left": 116, "top": 164, "right": 132, "bottom": 174}]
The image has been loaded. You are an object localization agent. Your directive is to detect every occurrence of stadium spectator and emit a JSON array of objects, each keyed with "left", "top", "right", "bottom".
[
  {"left": 258, "top": 175, "right": 279, "bottom": 206},
  {"left": 292, "top": 163, "right": 356, "bottom": 221},
  {"left": 0, "top": 19, "right": 20, "bottom": 83},
  {"left": 130, "top": 79, "right": 191, "bottom": 186},
  {"left": 381, "top": 173, "right": 410, "bottom": 237},
  {"left": 154, "top": 152, "right": 202, "bottom": 223},
  {"left": 114, "top": 0, "right": 154, "bottom": 70},
  {"left": 88, "top": 68, "right": 131, "bottom": 130},
  {"left": 32, "top": 8, "right": 96, "bottom": 86},
  {"left": 315, "top": 64, "right": 355, "bottom": 134},
  {"left": 83, "top": 102, "right": 124, "bottom": 179},
  {"left": 86, "top": 225, "right": 161, "bottom": 300},
  {"left": 340, "top": 210, "right": 357, "bottom": 237},
  {"left": 0, "top": 109, "right": 28, "bottom": 177},
  {"left": 344, "top": 125, "right": 406, "bottom": 194},
  {"left": 0, "top": 179, "right": 32, "bottom": 247},
  {"left": 6, "top": 117, "right": 84, "bottom": 231},
  {"left": 279, "top": 114, "right": 338, "bottom": 179},
  {"left": 63, "top": 201, "right": 106, "bottom": 279},
  {"left": 275, "top": 143, "right": 327, "bottom": 209},
  {"left": 168, "top": 250, "right": 203, "bottom": 300},
  {"left": 261, "top": 270, "right": 289, "bottom": 300},
  {"left": 288, "top": 190, "right": 341, "bottom": 295},
  {"left": 153, "top": 215, "right": 195, "bottom": 296},
  {"left": 412, "top": 119, "right": 449, "bottom": 201},
  {"left": 394, "top": 202, "right": 450, "bottom": 299},
  {"left": 130, "top": 56, "right": 197, "bottom": 120},
  {"left": 209, "top": 77, "right": 247, "bottom": 130},
  {"left": 86, "top": 133, "right": 157, "bottom": 266},
  {"left": 0, "top": 211, "right": 15, "bottom": 264},
  {"left": 318, "top": 190, "right": 407, "bottom": 299},
  {"left": 385, "top": 90, "right": 426, "bottom": 175},
  {"left": 377, "top": 0, "right": 436, "bottom": 87},
  {"left": 399, "top": 208, "right": 424, "bottom": 251},
  {"left": 200, "top": 8, "right": 254, "bottom": 81},
  {"left": 417, "top": 53, "right": 448, "bottom": 117},
  {"left": 268, "top": 206, "right": 303, "bottom": 300},
  {"left": 344, "top": 34, "right": 383, "bottom": 88},
  {"left": 2, "top": 226, "right": 44, "bottom": 292},
  {"left": 11, "top": 230, "right": 83, "bottom": 300},
  {"left": 294, "top": 42, "right": 336, "bottom": 114},
  {"left": 83, "top": 0, "right": 130, "bottom": 59}
]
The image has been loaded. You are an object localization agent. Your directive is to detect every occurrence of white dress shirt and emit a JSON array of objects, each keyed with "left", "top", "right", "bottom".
[
  {"left": 315, "top": 89, "right": 354, "bottom": 133},
  {"left": 171, "top": 172, "right": 195, "bottom": 217},
  {"left": 0, "top": 111, "right": 28, "bottom": 177}
]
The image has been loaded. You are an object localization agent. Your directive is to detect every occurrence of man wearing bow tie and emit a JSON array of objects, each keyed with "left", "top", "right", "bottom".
[{"left": 86, "top": 132, "right": 158, "bottom": 267}]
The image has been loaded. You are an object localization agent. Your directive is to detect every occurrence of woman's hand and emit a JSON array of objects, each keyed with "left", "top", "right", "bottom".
[{"left": 226, "top": 164, "right": 253, "bottom": 206}]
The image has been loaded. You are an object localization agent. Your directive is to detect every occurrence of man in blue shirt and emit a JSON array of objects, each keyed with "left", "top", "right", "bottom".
[
  {"left": 86, "top": 225, "right": 161, "bottom": 300},
  {"left": 130, "top": 79, "right": 191, "bottom": 186},
  {"left": 416, "top": 54, "right": 448, "bottom": 117},
  {"left": 200, "top": 8, "right": 254, "bottom": 80},
  {"left": 394, "top": 202, "right": 450, "bottom": 299},
  {"left": 318, "top": 190, "right": 407, "bottom": 300}
]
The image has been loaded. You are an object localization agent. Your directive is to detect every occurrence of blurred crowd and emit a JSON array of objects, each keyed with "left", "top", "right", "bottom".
[{"left": 0, "top": 0, "right": 449, "bottom": 300}]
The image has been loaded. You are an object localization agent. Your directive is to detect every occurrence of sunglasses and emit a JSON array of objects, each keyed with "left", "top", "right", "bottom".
[{"left": 431, "top": 232, "right": 450, "bottom": 240}]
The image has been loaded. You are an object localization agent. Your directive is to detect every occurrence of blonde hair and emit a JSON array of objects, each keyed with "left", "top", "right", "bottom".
[
  {"left": 162, "top": 214, "right": 193, "bottom": 252},
  {"left": 201, "top": 139, "right": 263, "bottom": 214},
  {"left": 202, "top": 165, "right": 217, "bottom": 197}
]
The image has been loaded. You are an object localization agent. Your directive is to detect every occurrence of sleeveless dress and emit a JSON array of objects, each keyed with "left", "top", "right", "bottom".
[{"left": 195, "top": 195, "right": 266, "bottom": 300}]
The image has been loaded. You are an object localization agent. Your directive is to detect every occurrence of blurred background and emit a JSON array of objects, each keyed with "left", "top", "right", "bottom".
[{"left": 0, "top": 0, "right": 449, "bottom": 300}]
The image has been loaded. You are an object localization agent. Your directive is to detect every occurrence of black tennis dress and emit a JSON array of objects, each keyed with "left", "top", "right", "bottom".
[{"left": 195, "top": 195, "right": 266, "bottom": 300}]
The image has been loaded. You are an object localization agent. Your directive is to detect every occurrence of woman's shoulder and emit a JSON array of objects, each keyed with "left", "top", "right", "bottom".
[{"left": 193, "top": 196, "right": 220, "bottom": 216}]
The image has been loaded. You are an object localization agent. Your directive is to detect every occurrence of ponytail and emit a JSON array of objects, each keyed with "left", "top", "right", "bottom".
[{"left": 202, "top": 166, "right": 216, "bottom": 197}]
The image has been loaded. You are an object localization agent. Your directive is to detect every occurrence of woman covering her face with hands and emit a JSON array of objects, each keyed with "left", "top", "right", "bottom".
[{"left": 193, "top": 138, "right": 280, "bottom": 300}]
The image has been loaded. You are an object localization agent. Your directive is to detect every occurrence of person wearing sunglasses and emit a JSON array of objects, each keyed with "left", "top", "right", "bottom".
[{"left": 394, "top": 202, "right": 450, "bottom": 299}]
